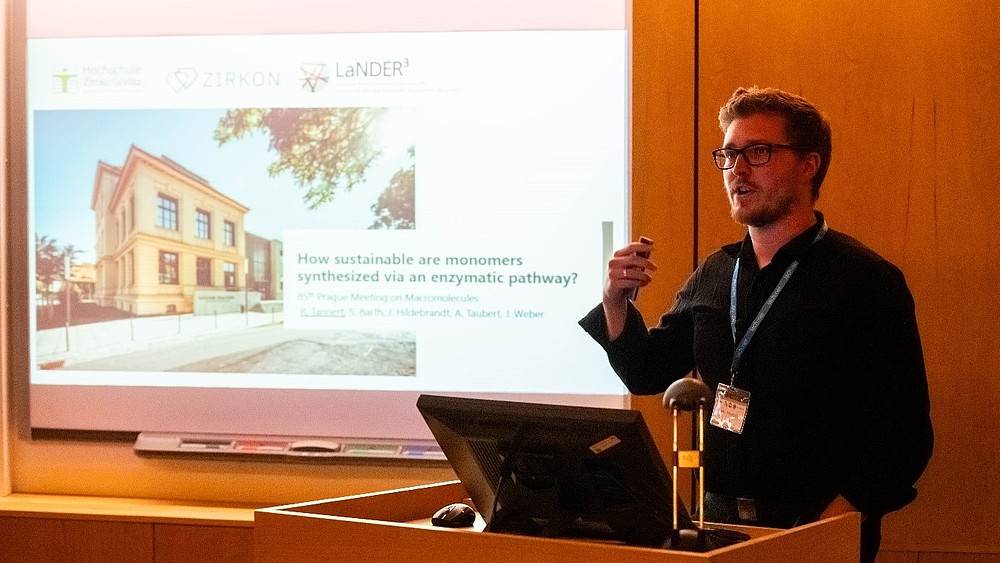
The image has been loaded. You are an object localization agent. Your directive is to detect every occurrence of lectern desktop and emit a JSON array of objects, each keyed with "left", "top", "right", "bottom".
[
  {"left": 257, "top": 396, "right": 859, "bottom": 561},
  {"left": 254, "top": 480, "right": 861, "bottom": 562}
]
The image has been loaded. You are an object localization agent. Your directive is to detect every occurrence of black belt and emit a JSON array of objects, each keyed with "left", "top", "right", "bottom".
[{"left": 704, "top": 492, "right": 818, "bottom": 528}]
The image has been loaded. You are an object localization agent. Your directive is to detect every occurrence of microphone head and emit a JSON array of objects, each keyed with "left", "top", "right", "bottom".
[{"left": 662, "top": 377, "right": 712, "bottom": 412}]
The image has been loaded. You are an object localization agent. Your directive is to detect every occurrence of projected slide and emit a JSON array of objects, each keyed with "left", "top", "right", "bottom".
[{"left": 28, "top": 29, "right": 628, "bottom": 397}]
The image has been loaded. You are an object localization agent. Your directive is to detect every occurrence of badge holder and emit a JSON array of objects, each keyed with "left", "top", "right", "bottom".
[{"left": 662, "top": 377, "right": 713, "bottom": 551}]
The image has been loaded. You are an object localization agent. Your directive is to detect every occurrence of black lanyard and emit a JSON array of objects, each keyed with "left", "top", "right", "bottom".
[{"left": 728, "top": 222, "right": 828, "bottom": 385}]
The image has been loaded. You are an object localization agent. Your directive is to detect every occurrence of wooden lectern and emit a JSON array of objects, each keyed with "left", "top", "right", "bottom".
[{"left": 255, "top": 480, "right": 860, "bottom": 562}]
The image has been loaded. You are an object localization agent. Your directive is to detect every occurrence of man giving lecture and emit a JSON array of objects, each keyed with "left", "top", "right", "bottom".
[{"left": 579, "top": 86, "right": 933, "bottom": 563}]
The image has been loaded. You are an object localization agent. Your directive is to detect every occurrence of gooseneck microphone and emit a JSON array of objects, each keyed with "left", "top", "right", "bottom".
[
  {"left": 663, "top": 377, "right": 713, "bottom": 545},
  {"left": 663, "top": 377, "right": 713, "bottom": 412}
]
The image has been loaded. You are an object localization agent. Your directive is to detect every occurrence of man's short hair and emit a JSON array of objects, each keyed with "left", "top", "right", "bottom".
[{"left": 718, "top": 87, "right": 833, "bottom": 199}]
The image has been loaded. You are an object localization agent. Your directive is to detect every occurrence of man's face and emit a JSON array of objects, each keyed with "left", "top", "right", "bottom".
[{"left": 722, "top": 113, "right": 815, "bottom": 228}]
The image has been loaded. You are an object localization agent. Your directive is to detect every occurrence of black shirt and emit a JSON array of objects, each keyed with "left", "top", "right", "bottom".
[{"left": 579, "top": 213, "right": 933, "bottom": 517}]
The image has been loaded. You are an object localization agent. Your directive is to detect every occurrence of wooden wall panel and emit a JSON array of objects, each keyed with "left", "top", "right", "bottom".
[
  {"left": 628, "top": 0, "right": 698, "bottom": 465},
  {"left": 1, "top": 0, "right": 12, "bottom": 499},
  {"left": 698, "top": 0, "right": 1000, "bottom": 554},
  {"left": 630, "top": 0, "right": 697, "bottom": 311}
]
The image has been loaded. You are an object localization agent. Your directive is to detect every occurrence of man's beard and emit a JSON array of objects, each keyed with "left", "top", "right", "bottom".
[{"left": 729, "top": 186, "right": 797, "bottom": 228}]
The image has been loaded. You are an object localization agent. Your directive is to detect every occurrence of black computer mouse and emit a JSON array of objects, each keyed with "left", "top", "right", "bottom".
[{"left": 431, "top": 502, "right": 477, "bottom": 528}]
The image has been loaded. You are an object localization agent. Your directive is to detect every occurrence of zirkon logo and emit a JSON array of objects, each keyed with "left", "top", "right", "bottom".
[
  {"left": 166, "top": 68, "right": 198, "bottom": 92},
  {"left": 299, "top": 63, "right": 329, "bottom": 93},
  {"left": 166, "top": 67, "right": 282, "bottom": 92}
]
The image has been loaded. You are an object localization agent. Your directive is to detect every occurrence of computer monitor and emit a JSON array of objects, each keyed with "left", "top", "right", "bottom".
[{"left": 416, "top": 394, "right": 695, "bottom": 548}]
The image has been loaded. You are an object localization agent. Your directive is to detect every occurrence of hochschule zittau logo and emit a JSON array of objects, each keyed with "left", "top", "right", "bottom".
[
  {"left": 300, "top": 62, "right": 329, "bottom": 93},
  {"left": 52, "top": 67, "right": 78, "bottom": 93}
]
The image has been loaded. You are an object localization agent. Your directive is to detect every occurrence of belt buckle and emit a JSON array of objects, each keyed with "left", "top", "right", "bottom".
[{"left": 736, "top": 497, "right": 757, "bottom": 522}]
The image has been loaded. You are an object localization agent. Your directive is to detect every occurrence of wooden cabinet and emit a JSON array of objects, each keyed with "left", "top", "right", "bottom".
[
  {"left": 0, "top": 495, "right": 253, "bottom": 563},
  {"left": 155, "top": 524, "right": 253, "bottom": 563},
  {"left": 0, "top": 517, "right": 154, "bottom": 563}
]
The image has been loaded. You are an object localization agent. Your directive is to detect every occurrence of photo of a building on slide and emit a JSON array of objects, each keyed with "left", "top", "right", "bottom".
[{"left": 34, "top": 107, "right": 417, "bottom": 377}]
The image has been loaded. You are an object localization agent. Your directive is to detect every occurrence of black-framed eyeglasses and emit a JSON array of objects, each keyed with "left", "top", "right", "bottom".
[{"left": 711, "top": 143, "right": 805, "bottom": 170}]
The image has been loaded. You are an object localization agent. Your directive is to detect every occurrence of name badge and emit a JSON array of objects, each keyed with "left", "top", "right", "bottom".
[{"left": 710, "top": 383, "right": 750, "bottom": 434}]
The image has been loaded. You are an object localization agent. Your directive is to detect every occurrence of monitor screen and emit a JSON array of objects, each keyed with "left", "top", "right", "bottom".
[{"left": 416, "top": 394, "right": 694, "bottom": 548}]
